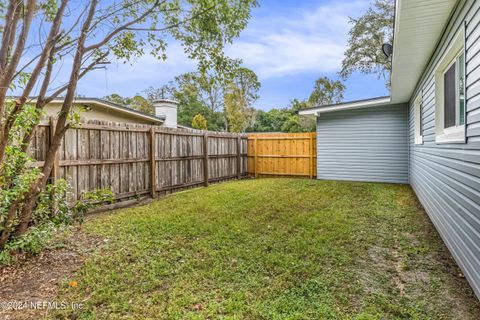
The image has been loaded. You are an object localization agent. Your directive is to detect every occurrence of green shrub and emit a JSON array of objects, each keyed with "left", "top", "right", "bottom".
[
  {"left": 0, "top": 223, "right": 58, "bottom": 264},
  {"left": 0, "top": 179, "right": 114, "bottom": 265}
]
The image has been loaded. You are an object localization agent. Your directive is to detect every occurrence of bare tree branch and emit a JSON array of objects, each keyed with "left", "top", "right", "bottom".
[
  {"left": 0, "top": 0, "right": 68, "bottom": 164},
  {"left": 3, "top": 0, "right": 37, "bottom": 86},
  {"left": 0, "top": 0, "right": 36, "bottom": 135},
  {"left": 84, "top": 0, "right": 161, "bottom": 52},
  {"left": 20, "top": 52, "right": 56, "bottom": 153},
  {"left": 0, "top": 1, "right": 21, "bottom": 70},
  {"left": 9, "top": 0, "right": 68, "bottom": 116},
  {"left": 44, "top": 53, "right": 109, "bottom": 105}
]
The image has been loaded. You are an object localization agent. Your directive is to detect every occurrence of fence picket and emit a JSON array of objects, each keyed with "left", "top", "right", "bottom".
[
  {"left": 28, "top": 120, "right": 248, "bottom": 202},
  {"left": 248, "top": 133, "right": 316, "bottom": 178}
]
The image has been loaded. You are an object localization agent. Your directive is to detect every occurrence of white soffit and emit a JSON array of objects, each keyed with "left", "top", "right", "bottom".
[
  {"left": 390, "top": 0, "right": 457, "bottom": 104},
  {"left": 298, "top": 97, "right": 391, "bottom": 116}
]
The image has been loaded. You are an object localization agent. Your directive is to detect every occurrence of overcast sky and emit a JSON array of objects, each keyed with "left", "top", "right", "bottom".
[{"left": 72, "top": 0, "right": 389, "bottom": 110}]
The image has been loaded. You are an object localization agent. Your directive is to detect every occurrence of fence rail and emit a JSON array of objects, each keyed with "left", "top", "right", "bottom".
[
  {"left": 29, "top": 118, "right": 248, "bottom": 202},
  {"left": 247, "top": 132, "right": 316, "bottom": 178}
]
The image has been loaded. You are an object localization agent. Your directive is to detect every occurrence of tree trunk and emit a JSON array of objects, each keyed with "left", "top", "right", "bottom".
[
  {"left": 14, "top": 128, "right": 63, "bottom": 236},
  {"left": 0, "top": 202, "right": 20, "bottom": 250},
  {"left": 0, "top": 0, "right": 65, "bottom": 163},
  {"left": 13, "top": 0, "right": 99, "bottom": 238}
]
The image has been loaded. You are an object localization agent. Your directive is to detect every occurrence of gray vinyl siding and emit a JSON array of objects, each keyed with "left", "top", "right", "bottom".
[
  {"left": 316, "top": 104, "right": 409, "bottom": 184},
  {"left": 409, "top": 0, "right": 480, "bottom": 299}
]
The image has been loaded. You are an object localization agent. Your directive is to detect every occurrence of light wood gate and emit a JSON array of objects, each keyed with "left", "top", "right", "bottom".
[{"left": 247, "top": 132, "right": 316, "bottom": 178}]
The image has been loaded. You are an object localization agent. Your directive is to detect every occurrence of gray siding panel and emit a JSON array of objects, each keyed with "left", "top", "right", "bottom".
[
  {"left": 317, "top": 104, "right": 409, "bottom": 184},
  {"left": 409, "top": 0, "right": 480, "bottom": 299}
]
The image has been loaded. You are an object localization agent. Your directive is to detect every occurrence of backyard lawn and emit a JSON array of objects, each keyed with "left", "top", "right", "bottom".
[{"left": 49, "top": 178, "right": 479, "bottom": 319}]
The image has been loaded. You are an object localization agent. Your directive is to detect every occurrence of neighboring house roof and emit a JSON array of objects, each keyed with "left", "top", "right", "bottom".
[
  {"left": 300, "top": 0, "right": 458, "bottom": 115},
  {"left": 22, "top": 97, "right": 165, "bottom": 124}
]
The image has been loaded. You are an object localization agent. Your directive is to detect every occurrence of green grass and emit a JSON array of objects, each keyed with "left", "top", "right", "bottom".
[{"left": 53, "top": 178, "right": 480, "bottom": 319}]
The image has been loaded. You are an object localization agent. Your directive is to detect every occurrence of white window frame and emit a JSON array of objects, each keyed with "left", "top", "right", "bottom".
[
  {"left": 414, "top": 93, "right": 423, "bottom": 144},
  {"left": 434, "top": 28, "right": 466, "bottom": 144}
]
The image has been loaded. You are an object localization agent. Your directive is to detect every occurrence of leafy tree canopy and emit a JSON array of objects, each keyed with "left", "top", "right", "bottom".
[
  {"left": 140, "top": 67, "right": 260, "bottom": 132},
  {"left": 223, "top": 68, "right": 260, "bottom": 133},
  {"left": 107, "top": 73, "right": 338, "bottom": 134},
  {"left": 308, "top": 77, "right": 345, "bottom": 107},
  {"left": 162, "top": 72, "right": 227, "bottom": 130},
  {"left": 105, "top": 94, "right": 153, "bottom": 114},
  {"left": 191, "top": 114, "right": 208, "bottom": 130},
  {"left": 247, "top": 76, "right": 344, "bottom": 133},
  {"left": 0, "top": 0, "right": 258, "bottom": 251},
  {"left": 339, "top": 0, "right": 394, "bottom": 85}
]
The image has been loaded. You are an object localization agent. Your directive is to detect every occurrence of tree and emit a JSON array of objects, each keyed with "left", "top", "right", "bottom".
[
  {"left": 250, "top": 108, "right": 292, "bottom": 132},
  {"left": 308, "top": 77, "right": 345, "bottom": 107},
  {"left": 143, "top": 72, "right": 226, "bottom": 130},
  {"left": 166, "top": 75, "right": 223, "bottom": 130},
  {"left": 143, "top": 85, "right": 175, "bottom": 102},
  {"left": 281, "top": 115, "right": 303, "bottom": 133},
  {"left": 289, "top": 99, "right": 311, "bottom": 111},
  {"left": 105, "top": 94, "right": 153, "bottom": 114},
  {"left": 105, "top": 94, "right": 127, "bottom": 105},
  {"left": 287, "top": 100, "right": 316, "bottom": 132},
  {"left": 0, "top": 0, "right": 258, "bottom": 250},
  {"left": 225, "top": 84, "right": 245, "bottom": 133},
  {"left": 339, "top": 0, "right": 394, "bottom": 84},
  {"left": 146, "top": 67, "right": 260, "bottom": 132},
  {"left": 172, "top": 72, "right": 225, "bottom": 130},
  {"left": 191, "top": 114, "right": 208, "bottom": 130},
  {"left": 174, "top": 72, "right": 224, "bottom": 113},
  {"left": 248, "top": 77, "right": 343, "bottom": 133},
  {"left": 224, "top": 68, "right": 260, "bottom": 132},
  {"left": 129, "top": 95, "right": 153, "bottom": 114},
  {"left": 231, "top": 67, "right": 261, "bottom": 106}
]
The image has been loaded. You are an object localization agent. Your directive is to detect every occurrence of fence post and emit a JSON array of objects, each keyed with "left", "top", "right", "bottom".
[
  {"left": 236, "top": 136, "right": 241, "bottom": 179},
  {"left": 309, "top": 132, "right": 314, "bottom": 179},
  {"left": 204, "top": 132, "right": 209, "bottom": 186},
  {"left": 149, "top": 127, "right": 156, "bottom": 198},
  {"left": 254, "top": 136, "right": 258, "bottom": 178},
  {"left": 49, "top": 117, "right": 59, "bottom": 183}
]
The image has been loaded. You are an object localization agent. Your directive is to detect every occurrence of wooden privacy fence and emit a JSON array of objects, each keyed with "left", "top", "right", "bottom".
[
  {"left": 29, "top": 118, "right": 248, "bottom": 202},
  {"left": 247, "top": 132, "right": 316, "bottom": 178}
]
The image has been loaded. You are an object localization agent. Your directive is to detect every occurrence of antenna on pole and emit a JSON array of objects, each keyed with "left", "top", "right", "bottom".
[
  {"left": 80, "top": 61, "right": 111, "bottom": 96},
  {"left": 104, "top": 66, "right": 109, "bottom": 97}
]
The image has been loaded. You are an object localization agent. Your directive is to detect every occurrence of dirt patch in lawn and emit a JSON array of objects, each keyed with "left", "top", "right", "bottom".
[
  {"left": 0, "top": 227, "right": 104, "bottom": 320},
  {"left": 358, "top": 238, "right": 480, "bottom": 319}
]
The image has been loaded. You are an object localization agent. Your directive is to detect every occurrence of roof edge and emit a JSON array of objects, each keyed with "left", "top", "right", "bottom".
[
  {"left": 14, "top": 96, "right": 165, "bottom": 123},
  {"left": 298, "top": 96, "right": 391, "bottom": 116}
]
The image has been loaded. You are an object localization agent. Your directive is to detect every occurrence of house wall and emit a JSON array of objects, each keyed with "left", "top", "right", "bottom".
[
  {"left": 316, "top": 103, "right": 409, "bottom": 184},
  {"left": 408, "top": 0, "right": 480, "bottom": 298},
  {"left": 43, "top": 104, "right": 157, "bottom": 125}
]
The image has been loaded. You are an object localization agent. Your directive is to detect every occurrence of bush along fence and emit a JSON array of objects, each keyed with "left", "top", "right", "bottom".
[{"left": 29, "top": 118, "right": 248, "bottom": 204}]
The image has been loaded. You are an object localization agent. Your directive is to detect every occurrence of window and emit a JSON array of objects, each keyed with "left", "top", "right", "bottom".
[
  {"left": 443, "top": 53, "right": 465, "bottom": 129},
  {"left": 414, "top": 93, "right": 423, "bottom": 144},
  {"left": 434, "top": 28, "right": 466, "bottom": 144}
]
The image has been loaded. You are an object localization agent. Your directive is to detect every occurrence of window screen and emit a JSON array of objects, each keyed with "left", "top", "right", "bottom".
[{"left": 444, "top": 63, "right": 456, "bottom": 128}]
